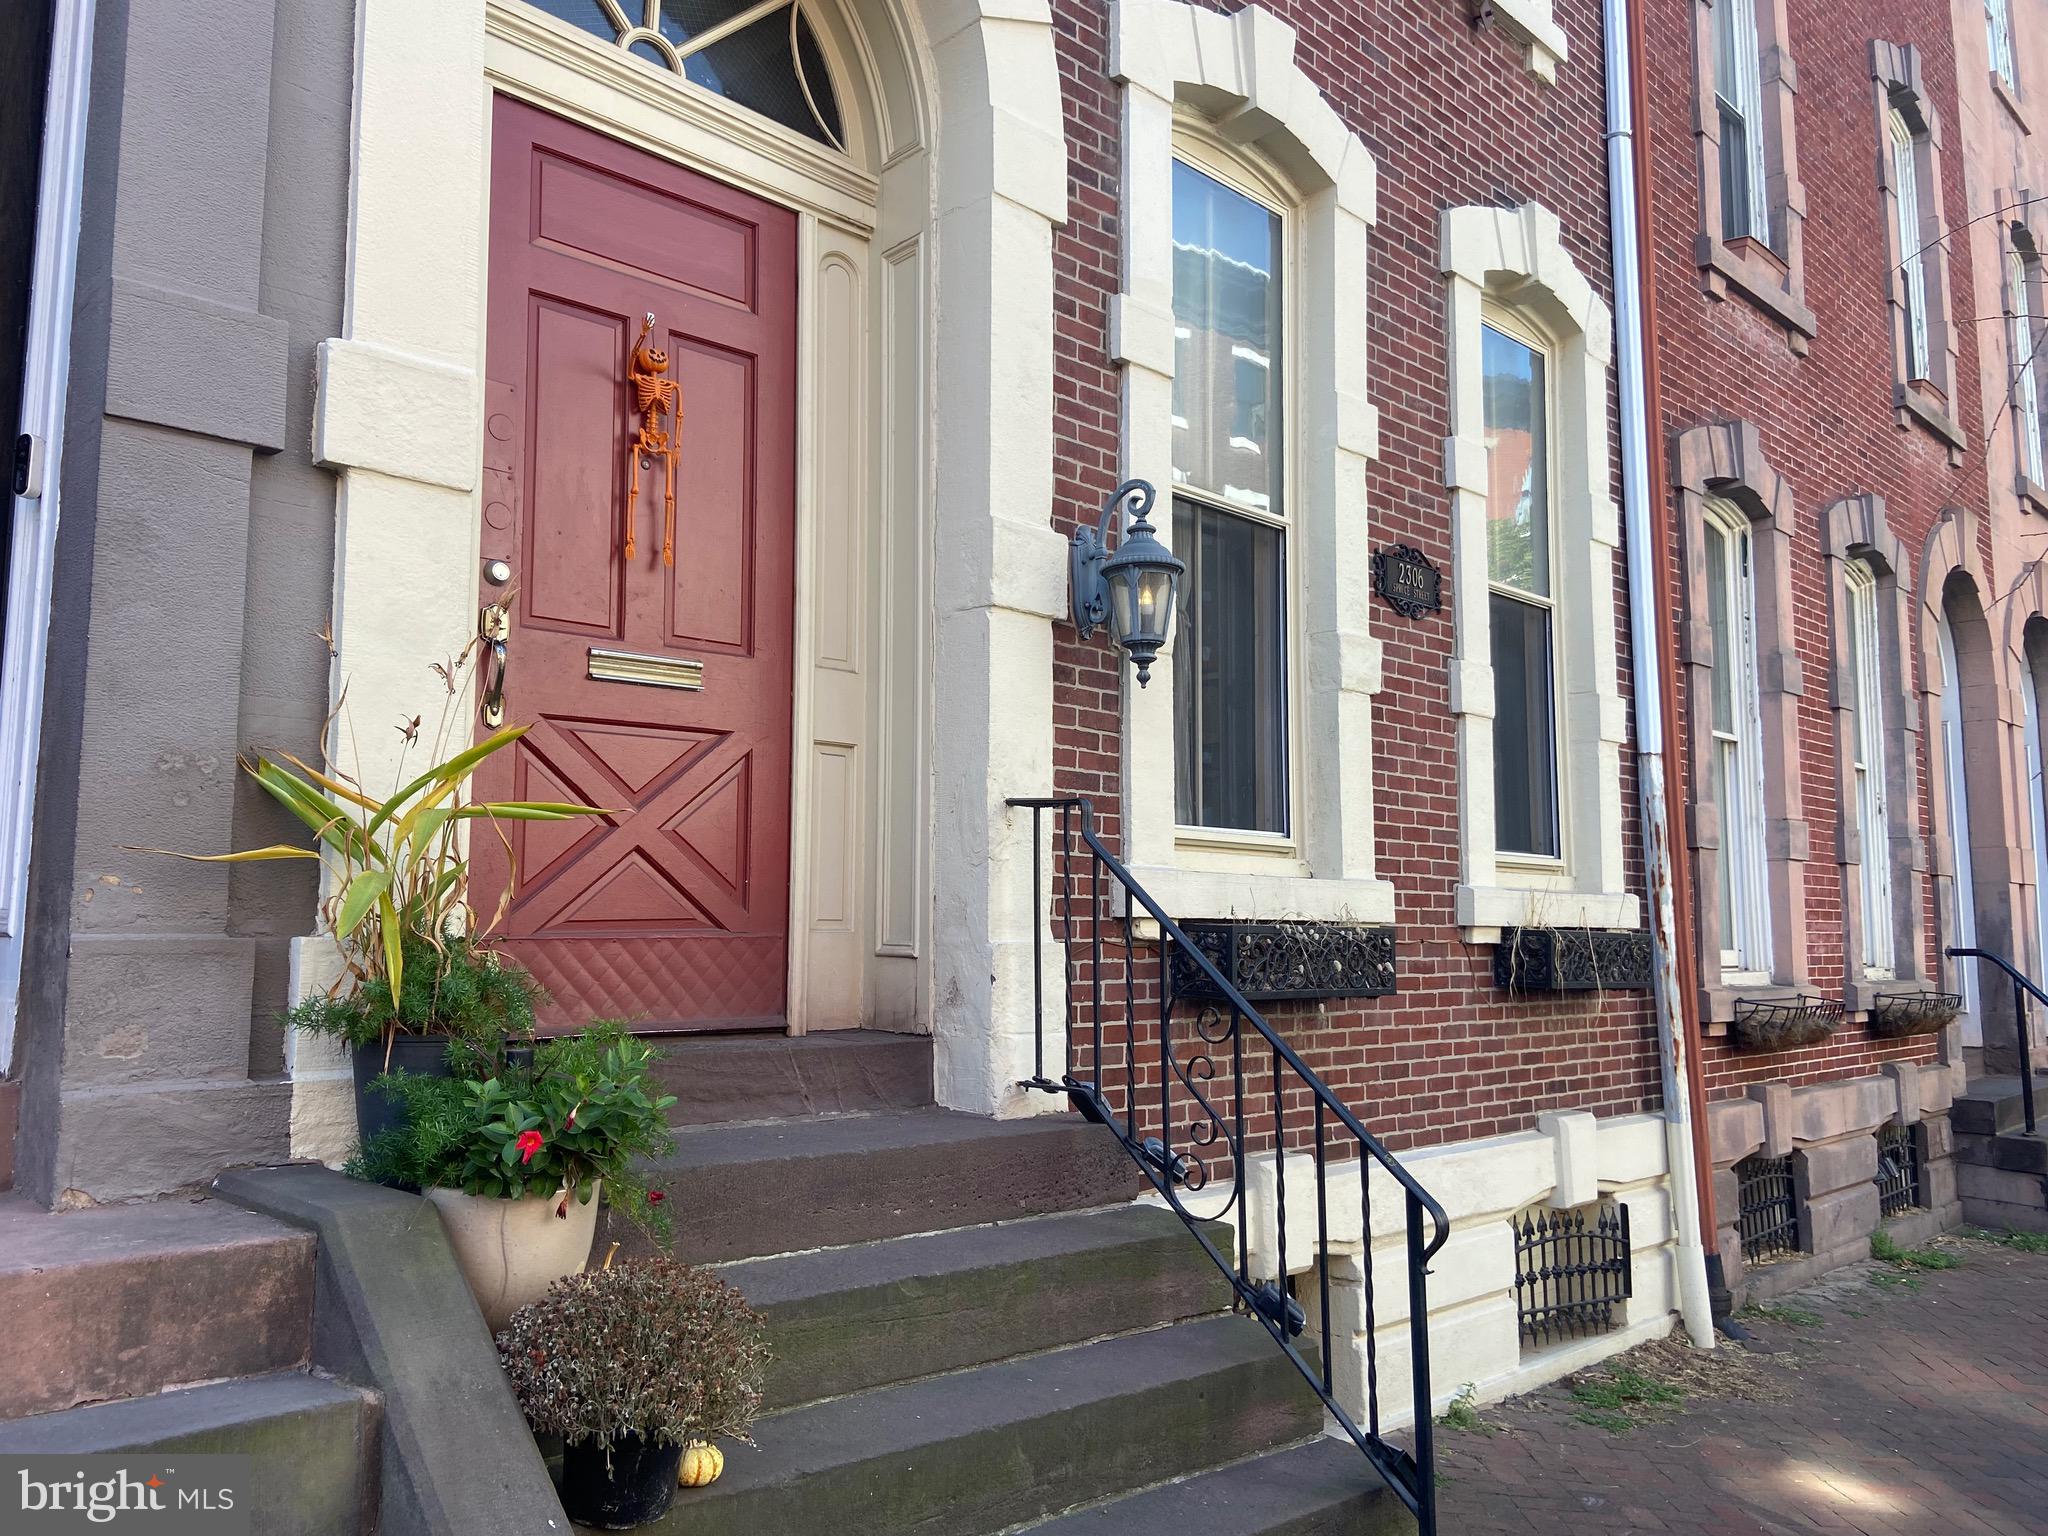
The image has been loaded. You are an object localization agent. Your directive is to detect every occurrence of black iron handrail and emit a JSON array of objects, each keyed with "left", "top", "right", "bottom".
[
  {"left": 1009, "top": 795, "right": 1450, "bottom": 1534},
  {"left": 1946, "top": 946, "right": 2043, "bottom": 1133}
]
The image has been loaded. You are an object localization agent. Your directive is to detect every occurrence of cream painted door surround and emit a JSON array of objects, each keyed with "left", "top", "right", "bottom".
[{"left": 289, "top": 0, "right": 1070, "bottom": 1157}]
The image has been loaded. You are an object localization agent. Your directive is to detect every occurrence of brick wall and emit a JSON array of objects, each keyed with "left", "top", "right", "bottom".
[
  {"left": 1639, "top": 0, "right": 1972, "bottom": 1099},
  {"left": 1042, "top": 0, "right": 1663, "bottom": 1154}
]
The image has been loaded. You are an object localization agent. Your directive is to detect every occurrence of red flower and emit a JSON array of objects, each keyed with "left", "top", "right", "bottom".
[
  {"left": 647, "top": 1190, "right": 666, "bottom": 1205},
  {"left": 516, "top": 1129, "right": 544, "bottom": 1165}
]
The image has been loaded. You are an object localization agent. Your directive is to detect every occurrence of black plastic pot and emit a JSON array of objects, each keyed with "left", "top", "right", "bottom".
[
  {"left": 349, "top": 1035, "right": 455, "bottom": 1146},
  {"left": 559, "top": 1434, "right": 682, "bottom": 1529}
]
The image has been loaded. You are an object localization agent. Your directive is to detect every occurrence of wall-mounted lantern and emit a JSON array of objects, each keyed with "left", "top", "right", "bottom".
[{"left": 1070, "top": 479, "right": 1184, "bottom": 687}]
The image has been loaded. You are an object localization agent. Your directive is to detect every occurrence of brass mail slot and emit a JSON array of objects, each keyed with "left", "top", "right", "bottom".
[{"left": 587, "top": 648, "right": 706, "bottom": 691}]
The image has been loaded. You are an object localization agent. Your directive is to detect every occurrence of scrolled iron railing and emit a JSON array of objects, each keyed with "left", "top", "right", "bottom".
[{"left": 1008, "top": 795, "right": 1450, "bottom": 1534}]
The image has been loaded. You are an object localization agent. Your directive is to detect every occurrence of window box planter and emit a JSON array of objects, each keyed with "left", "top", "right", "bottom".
[
  {"left": 1493, "top": 927, "right": 1652, "bottom": 993},
  {"left": 1729, "top": 994, "right": 1843, "bottom": 1053},
  {"left": 1868, "top": 989, "right": 1963, "bottom": 1039},
  {"left": 1168, "top": 919, "right": 1396, "bottom": 1004}
]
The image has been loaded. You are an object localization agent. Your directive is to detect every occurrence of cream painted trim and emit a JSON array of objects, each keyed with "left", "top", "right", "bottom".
[
  {"left": 1154, "top": 1108, "right": 1678, "bottom": 1428},
  {"left": 1442, "top": 202, "right": 1636, "bottom": 943},
  {"left": 1483, "top": 0, "right": 1568, "bottom": 83},
  {"left": 1108, "top": 0, "right": 1393, "bottom": 928},
  {"left": 299, "top": 0, "right": 1069, "bottom": 1151}
]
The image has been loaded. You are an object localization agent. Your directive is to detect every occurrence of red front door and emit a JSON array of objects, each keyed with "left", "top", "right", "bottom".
[{"left": 473, "top": 97, "right": 797, "bottom": 1032}]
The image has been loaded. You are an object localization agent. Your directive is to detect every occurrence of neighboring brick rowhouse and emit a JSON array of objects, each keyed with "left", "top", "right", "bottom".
[
  {"left": 1042, "top": 0, "right": 1660, "bottom": 1155},
  {"left": 1641, "top": 0, "right": 1971, "bottom": 1100}
]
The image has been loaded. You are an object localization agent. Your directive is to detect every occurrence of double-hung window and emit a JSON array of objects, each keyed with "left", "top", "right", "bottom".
[
  {"left": 1170, "top": 156, "right": 1289, "bottom": 836},
  {"left": 1705, "top": 502, "right": 1772, "bottom": 977},
  {"left": 2014, "top": 244, "right": 2045, "bottom": 484},
  {"left": 1483, "top": 320, "right": 1560, "bottom": 860},
  {"left": 1844, "top": 561, "right": 1895, "bottom": 977},
  {"left": 1715, "top": 0, "right": 1772, "bottom": 246},
  {"left": 1891, "top": 107, "right": 1931, "bottom": 381},
  {"left": 1988, "top": 0, "right": 2018, "bottom": 93}
]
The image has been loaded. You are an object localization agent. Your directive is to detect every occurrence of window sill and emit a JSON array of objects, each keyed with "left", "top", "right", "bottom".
[
  {"left": 1120, "top": 864, "right": 1396, "bottom": 927},
  {"left": 1992, "top": 72, "right": 2031, "bottom": 135},
  {"left": 1700, "top": 235, "right": 1817, "bottom": 349},
  {"left": 1895, "top": 381, "right": 1966, "bottom": 455},
  {"left": 1457, "top": 884, "right": 1639, "bottom": 944},
  {"left": 2018, "top": 472, "right": 2048, "bottom": 516},
  {"left": 1699, "top": 979, "right": 1806, "bottom": 1029}
]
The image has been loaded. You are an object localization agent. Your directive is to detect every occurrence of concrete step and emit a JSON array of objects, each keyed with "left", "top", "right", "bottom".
[
  {"left": 1950, "top": 1076, "right": 2048, "bottom": 1136},
  {"left": 649, "top": 1029, "right": 934, "bottom": 1127},
  {"left": 718, "top": 1206, "right": 1232, "bottom": 1410},
  {"left": 0, "top": 1193, "right": 314, "bottom": 1421},
  {"left": 0, "top": 1371, "right": 379, "bottom": 1536},
  {"left": 638, "top": 1313, "right": 1319, "bottom": 1536},
  {"left": 607, "top": 1108, "right": 1136, "bottom": 1264},
  {"left": 1953, "top": 1126, "right": 2048, "bottom": 1174},
  {"left": 1023, "top": 1437, "right": 1414, "bottom": 1535}
]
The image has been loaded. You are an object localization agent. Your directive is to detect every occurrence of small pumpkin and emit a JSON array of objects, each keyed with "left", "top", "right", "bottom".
[{"left": 678, "top": 1441, "right": 724, "bottom": 1488}]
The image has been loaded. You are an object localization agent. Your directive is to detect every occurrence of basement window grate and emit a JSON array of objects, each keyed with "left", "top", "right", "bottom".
[
  {"left": 1875, "top": 1123, "right": 1924, "bottom": 1216},
  {"left": 1736, "top": 1154, "right": 1800, "bottom": 1264},
  {"left": 1514, "top": 1199, "right": 1632, "bottom": 1350}
]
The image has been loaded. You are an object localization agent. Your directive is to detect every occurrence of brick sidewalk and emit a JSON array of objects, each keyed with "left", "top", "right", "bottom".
[{"left": 1436, "top": 1236, "right": 2048, "bottom": 1535}]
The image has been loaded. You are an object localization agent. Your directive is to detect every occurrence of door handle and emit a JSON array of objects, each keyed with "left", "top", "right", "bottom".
[{"left": 480, "top": 602, "right": 511, "bottom": 727}]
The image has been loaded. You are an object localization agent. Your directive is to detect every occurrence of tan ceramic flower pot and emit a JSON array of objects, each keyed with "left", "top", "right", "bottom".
[{"left": 426, "top": 1182, "right": 600, "bottom": 1333}]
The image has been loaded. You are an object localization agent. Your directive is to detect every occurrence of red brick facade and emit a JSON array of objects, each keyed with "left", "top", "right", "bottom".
[
  {"left": 1043, "top": 0, "right": 1663, "bottom": 1152},
  {"left": 1641, "top": 0, "right": 1970, "bottom": 1102}
]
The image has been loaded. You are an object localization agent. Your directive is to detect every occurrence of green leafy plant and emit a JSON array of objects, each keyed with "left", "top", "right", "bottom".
[
  {"left": 1740, "top": 1301, "right": 1821, "bottom": 1328},
  {"left": 346, "top": 1022, "right": 679, "bottom": 1240},
  {"left": 1870, "top": 1229, "right": 1962, "bottom": 1271},
  {"left": 284, "top": 931, "right": 546, "bottom": 1060},
  {"left": 499, "top": 1259, "right": 768, "bottom": 1451},
  {"left": 139, "top": 651, "right": 604, "bottom": 1056},
  {"left": 1965, "top": 1226, "right": 2048, "bottom": 1254},
  {"left": 1437, "top": 1382, "right": 1494, "bottom": 1433},
  {"left": 1568, "top": 1367, "right": 1684, "bottom": 1433}
]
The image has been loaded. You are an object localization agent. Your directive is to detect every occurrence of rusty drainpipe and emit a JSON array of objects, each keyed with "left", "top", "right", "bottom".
[{"left": 1605, "top": 0, "right": 1718, "bottom": 1346}]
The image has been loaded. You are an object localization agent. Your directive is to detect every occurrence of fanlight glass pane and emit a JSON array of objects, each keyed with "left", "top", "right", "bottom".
[
  {"left": 658, "top": 0, "right": 845, "bottom": 147},
  {"left": 528, "top": 0, "right": 624, "bottom": 40},
  {"left": 1171, "top": 161, "right": 1283, "bottom": 516}
]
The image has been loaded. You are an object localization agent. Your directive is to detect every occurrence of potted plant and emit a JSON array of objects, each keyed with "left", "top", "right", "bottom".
[
  {"left": 348, "top": 1023, "right": 679, "bottom": 1330},
  {"left": 141, "top": 652, "right": 603, "bottom": 1142},
  {"left": 500, "top": 1258, "right": 768, "bottom": 1529}
]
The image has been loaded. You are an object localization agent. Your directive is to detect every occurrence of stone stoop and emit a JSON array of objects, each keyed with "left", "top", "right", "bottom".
[
  {"left": 600, "top": 1032, "right": 1413, "bottom": 1536},
  {"left": 0, "top": 1193, "right": 379, "bottom": 1535},
  {"left": 1952, "top": 1075, "right": 2048, "bottom": 1234}
]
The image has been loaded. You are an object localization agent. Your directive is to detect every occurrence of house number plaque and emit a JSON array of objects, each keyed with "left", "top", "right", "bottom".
[{"left": 1371, "top": 543, "right": 1442, "bottom": 619}]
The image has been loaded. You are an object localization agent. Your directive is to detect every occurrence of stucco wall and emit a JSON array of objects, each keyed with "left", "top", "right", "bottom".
[{"left": 15, "top": 0, "right": 349, "bottom": 1203}]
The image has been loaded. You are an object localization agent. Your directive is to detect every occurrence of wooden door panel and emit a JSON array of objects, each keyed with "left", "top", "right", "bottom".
[{"left": 476, "top": 96, "right": 796, "bottom": 1032}]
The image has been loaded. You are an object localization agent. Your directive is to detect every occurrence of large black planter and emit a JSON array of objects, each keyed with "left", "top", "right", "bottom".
[
  {"left": 1168, "top": 919, "right": 1396, "bottom": 1004},
  {"left": 559, "top": 1434, "right": 683, "bottom": 1529},
  {"left": 349, "top": 1035, "right": 455, "bottom": 1146}
]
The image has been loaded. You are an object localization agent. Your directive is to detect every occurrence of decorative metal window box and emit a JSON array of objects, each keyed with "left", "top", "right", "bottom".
[
  {"left": 1728, "top": 994, "right": 1844, "bottom": 1053},
  {"left": 1868, "top": 989, "right": 1963, "bottom": 1039},
  {"left": 1493, "top": 927, "right": 1652, "bottom": 993},
  {"left": 1168, "top": 919, "right": 1396, "bottom": 1004}
]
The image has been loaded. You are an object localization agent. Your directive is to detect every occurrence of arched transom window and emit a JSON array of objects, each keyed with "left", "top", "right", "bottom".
[{"left": 529, "top": 0, "right": 846, "bottom": 149}]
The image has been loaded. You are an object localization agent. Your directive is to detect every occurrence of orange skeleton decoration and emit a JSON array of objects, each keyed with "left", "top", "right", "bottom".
[{"left": 625, "top": 313, "right": 682, "bottom": 566}]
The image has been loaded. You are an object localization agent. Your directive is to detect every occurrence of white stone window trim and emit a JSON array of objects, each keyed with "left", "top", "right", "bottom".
[
  {"left": 1442, "top": 202, "right": 1636, "bottom": 941},
  {"left": 1108, "top": 0, "right": 1392, "bottom": 925},
  {"left": 1481, "top": 0, "right": 1570, "bottom": 85}
]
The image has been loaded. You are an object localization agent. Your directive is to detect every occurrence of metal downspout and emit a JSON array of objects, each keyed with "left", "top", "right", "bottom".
[{"left": 1603, "top": 0, "right": 1717, "bottom": 1348}]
